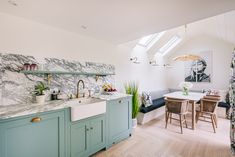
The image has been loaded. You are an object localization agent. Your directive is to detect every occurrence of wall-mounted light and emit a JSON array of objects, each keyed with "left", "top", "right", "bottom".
[
  {"left": 149, "top": 61, "right": 172, "bottom": 68},
  {"left": 130, "top": 57, "right": 140, "bottom": 64},
  {"left": 162, "top": 64, "right": 173, "bottom": 68},
  {"left": 149, "top": 61, "right": 160, "bottom": 66}
]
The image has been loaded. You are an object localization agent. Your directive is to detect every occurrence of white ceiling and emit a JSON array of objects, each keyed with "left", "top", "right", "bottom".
[{"left": 0, "top": 0, "right": 235, "bottom": 44}]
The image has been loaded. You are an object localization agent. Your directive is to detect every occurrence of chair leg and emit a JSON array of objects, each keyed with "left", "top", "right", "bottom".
[
  {"left": 211, "top": 115, "right": 216, "bottom": 133},
  {"left": 214, "top": 114, "right": 218, "bottom": 128},
  {"left": 165, "top": 112, "right": 169, "bottom": 129},
  {"left": 184, "top": 115, "right": 188, "bottom": 128},
  {"left": 213, "top": 114, "right": 217, "bottom": 128},
  {"left": 179, "top": 115, "right": 183, "bottom": 134},
  {"left": 196, "top": 112, "right": 199, "bottom": 123},
  {"left": 170, "top": 113, "right": 172, "bottom": 123}
]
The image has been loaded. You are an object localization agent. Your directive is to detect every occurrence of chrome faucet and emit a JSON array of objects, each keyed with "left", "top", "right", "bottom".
[{"left": 76, "top": 80, "right": 85, "bottom": 98}]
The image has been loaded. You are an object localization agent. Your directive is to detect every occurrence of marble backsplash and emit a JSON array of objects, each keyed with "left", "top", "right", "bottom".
[{"left": 0, "top": 53, "right": 115, "bottom": 106}]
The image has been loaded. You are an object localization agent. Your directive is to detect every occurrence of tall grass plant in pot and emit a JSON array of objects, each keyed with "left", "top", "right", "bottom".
[{"left": 125, "top": 82, "right": 140, "bottom": 128}]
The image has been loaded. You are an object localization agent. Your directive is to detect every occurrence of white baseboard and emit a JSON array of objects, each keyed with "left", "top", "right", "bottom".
[{"left": 137, "top": 106, "right": 165, "bottom": 125}]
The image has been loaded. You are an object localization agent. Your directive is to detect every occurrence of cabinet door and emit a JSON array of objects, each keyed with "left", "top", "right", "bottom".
[
  {"left": 0, "top": 111, "right": 65, "bottom": 157},
  {"left": 89, "top": 116, "right": 105, "bottom": 154},
  {"left": 70, "top": 121, "right": 89, "bottom": 157},
  {"left": 107, "top": 98, "right": 132, "bottom": 146}
]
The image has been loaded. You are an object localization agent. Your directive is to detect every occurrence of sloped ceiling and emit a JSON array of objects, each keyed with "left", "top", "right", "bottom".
[
  {"left": 129, "top": 10, "right": 235, "bottom": 58},
  {"left": 187, "top": 10, "right": 235, "bottom": 45},
  {"left": 0, "top": 0, "right": 235, "bottom": 44}
]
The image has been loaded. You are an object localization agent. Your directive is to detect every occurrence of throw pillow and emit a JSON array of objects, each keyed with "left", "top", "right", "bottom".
[{"left": 142, "top": 92, "right": 153, "bottom": 107}]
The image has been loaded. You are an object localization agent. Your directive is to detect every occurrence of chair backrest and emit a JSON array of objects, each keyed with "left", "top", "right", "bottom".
[
  {"left": 164, "top": 97, "right": 189, "bottom": 114},
  {"left": 200, "top": 96, "right": 220, "bottom": 113},
  {"left": 205, "top": 94, "right": 221, "bottom": 100}
]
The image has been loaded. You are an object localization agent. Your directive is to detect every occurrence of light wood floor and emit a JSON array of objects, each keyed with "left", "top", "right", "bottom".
[{"left": 93, "top": 115, "right": 233, "bottom": 157}]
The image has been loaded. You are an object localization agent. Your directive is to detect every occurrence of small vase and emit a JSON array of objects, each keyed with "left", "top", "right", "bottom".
[
  {"left": 182, "top": 88, "right": 189, "bottom": 96},
  {"left": 36, "top": 95, "right": 46, "bottom": 104}
]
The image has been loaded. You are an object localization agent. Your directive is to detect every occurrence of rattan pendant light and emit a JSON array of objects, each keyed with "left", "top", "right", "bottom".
[{"left": 173, "top": 54, "right": 201, "bottom": 61}]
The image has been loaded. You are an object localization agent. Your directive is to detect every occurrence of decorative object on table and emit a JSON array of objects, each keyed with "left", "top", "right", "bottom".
[
  {"left": 183, "top": 51, "right": 212, "bottom": 83},
  {"left": 23, "top": 63, "right": 31, "bottom": 71},
  {"left": 33, "top": 81, "right": 50, "bottom": 104},
  {"left": 179, "top": 82, "right": 193, "bottom": 95},
  {"left": 125, "top": 82, "right": 140, "bottom": 128},
  {"left": 102, "top": 83, "right": 117, "bottom": 94},
  {"left": 142, "top": 92, "right": 152, "bottom": 107},
  {"left": 230, "top": 48, "right": 235, "bottom": 154},
  {"left": 130, "top": 57, "right": 140, "bottom": 64}
]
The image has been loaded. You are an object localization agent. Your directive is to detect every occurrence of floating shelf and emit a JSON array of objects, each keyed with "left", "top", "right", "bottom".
[{"left": 20, "top": 70, "right": 115, "bottom": 76}]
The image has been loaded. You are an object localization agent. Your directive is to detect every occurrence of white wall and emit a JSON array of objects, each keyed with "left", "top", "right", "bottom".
[
  {"left": 166, "top": 35, "right": 233, "bottom": 91},
  {"left": 0, "top": 12, "right": 167, "bottom": 93}
]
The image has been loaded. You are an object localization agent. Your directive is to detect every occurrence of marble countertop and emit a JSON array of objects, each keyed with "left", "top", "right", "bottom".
[{"left": 0, "top": 92, "right": 131, "bottom": 120}]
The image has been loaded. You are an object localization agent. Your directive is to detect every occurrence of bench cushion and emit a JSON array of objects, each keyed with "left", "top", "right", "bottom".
[
  {"left": 139, "top": 97, "right": 165, "bottom": 113},
  {"left": 218, "top": 102, "right": 230, "bottom": 109}
]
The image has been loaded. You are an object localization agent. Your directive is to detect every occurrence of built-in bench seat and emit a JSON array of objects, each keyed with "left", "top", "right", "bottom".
[
  {"left": 137, "top": 90, "right": 169, "bottom": 125},
  {"left": 139, "top": 97, "right": 165, "bottom": 113}
]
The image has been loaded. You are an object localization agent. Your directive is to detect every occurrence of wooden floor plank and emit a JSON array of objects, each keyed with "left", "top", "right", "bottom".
[{"left": 93, "top": 115, "right": 233, "bottom": 157}]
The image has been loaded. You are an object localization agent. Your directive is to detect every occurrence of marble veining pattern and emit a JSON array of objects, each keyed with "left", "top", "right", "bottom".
[{"left": 0, "top": 53, "right": 115, "bottom": 106}]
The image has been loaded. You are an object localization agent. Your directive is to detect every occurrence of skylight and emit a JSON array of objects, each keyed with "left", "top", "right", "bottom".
[
  {"left": 158, "top": 35, "right": 182, "bottom": 56},
  {"left": 138, "top": 31, "right": 165, "bottom": 48}
]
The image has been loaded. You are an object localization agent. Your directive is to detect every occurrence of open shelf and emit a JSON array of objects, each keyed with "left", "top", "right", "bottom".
[{"left": 20, "top": 70, "right": 115, "bottom": 76}]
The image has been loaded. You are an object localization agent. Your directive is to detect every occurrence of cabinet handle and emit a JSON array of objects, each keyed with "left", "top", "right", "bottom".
[
  {"left": 90, "top": 127, "right": 93, "bottom": 130},
  {"left": 86, "top": 128, "right": 89, "bottom": 131},
  {"left": 118, "top": 100, "right": 122, "bottom": 103},
  {"left": 31, "top": 117, "right": 41, "bottom": 123}
]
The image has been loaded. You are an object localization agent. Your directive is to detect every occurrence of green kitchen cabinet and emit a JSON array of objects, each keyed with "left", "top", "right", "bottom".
[
  {"left": 106, "top": 97, "right": 132, "bottom": 148},
  {"left": 0, "top": 109, "right": 66, "bottom": 157},
  {"left": 70, "top": 114, "right": 106, "bottom": 157}
]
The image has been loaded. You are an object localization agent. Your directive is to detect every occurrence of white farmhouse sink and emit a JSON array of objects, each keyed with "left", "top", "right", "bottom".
[{"left": 65, "top": 98, "right": 106, "bottom": 121}]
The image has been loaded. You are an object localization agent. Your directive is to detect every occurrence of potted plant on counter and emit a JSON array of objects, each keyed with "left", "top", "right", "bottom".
[
  {"left": 33, "top": 81, "right": 49, "bottom": 104},
  {"left": 125, "top": 82, "right": 140, "bottom": 128}
]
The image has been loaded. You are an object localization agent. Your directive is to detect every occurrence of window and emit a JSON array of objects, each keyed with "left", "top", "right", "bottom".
[
  {"left": 158, "top": 35, "right": 182, "bottom": 55},
  {"left": 137, "top": 31, "right": 165, "bottom": 49}
]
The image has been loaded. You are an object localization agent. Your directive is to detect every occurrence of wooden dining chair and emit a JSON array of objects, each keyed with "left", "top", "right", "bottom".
[
  {"left": 196, "top": 95, "right": 221, "bottom": 133},
  {"left": 165, "top": 97, "right": 190, "bottom": 134}
]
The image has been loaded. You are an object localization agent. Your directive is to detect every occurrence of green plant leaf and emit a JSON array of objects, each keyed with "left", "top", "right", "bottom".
[
  {"left": 124, "top": 81, "right": 140, "bottom": 118},
  {"left": 33, "top": 81, "right": 50, "bottom": 96}
]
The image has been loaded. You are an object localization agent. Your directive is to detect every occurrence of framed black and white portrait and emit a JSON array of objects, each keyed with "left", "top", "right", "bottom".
[{"left": 184, "top": 51, "right": 212, "bottom": 83}]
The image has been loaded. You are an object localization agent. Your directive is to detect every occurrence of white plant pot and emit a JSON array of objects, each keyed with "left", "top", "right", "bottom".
[
  {"left": 132, "top": 118, "right": 137, "bottom": 128},
  {"left": 36, "top": 95, "right": 46, "bottom": 104}
]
